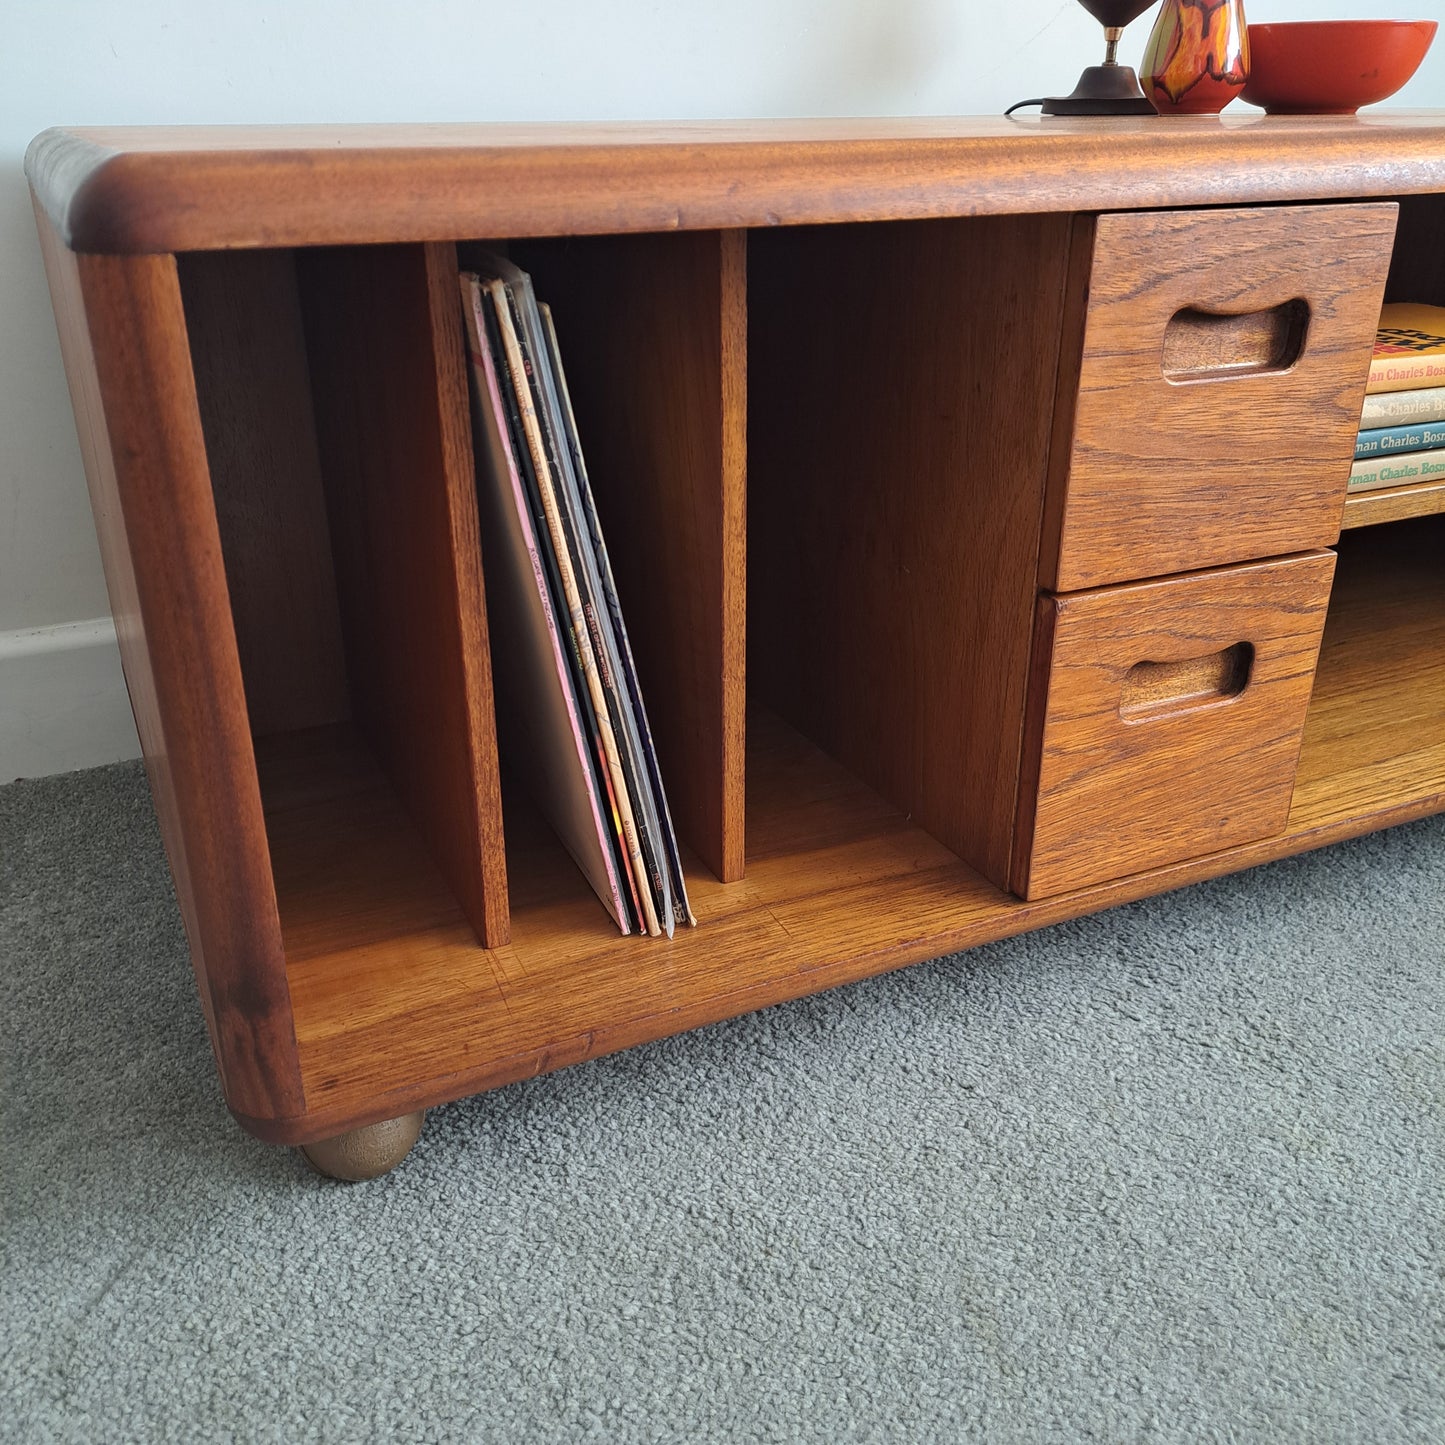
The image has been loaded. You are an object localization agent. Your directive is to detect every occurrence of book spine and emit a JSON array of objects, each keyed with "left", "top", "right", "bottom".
[
  {"left": 1348, "top": 446, "right": 1445, "bottom": 492},
  {"left": 1359, "top": 385, "right": 1445, "bottom": 429},
  {"left": 1366, "top": 354, "right": 1445, "bottom": 395},
  {"left": 1354, "top": 421, "right": 1445, "bottom": 460}
]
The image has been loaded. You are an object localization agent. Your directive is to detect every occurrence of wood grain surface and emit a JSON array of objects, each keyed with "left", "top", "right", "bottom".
[
  {"left": 749, "top": 215, "right": 1071, "bottom": 889},
  {"left": 239, "top": 644, "right": 1443, "bottom": 1146},
  {"left": 178, "top": 251, "right": 351, "bottom": 737},
  {"left": 33, "top": 206, "right": 304, "bottom": 1122},
  {"left": 1341, "top": 478, "right": 1445, "bottom": 530},
  {"left": 297, "top": 242, "right": 510, "bottom": 947},
  {"left": 1291, "top": 517, "right": 1445, "bottom": 830},
  {"left": 1043, "top": 203, "right": 1397, "bottom": 592},
  {"left": 23, "top": 114, "right": 1445, "bottom": 255},
  {"left": 1013, "top": 551, "right": 1337, "bottom": 899},
  {"left": 512, "top": 230, "right": 748, "bottom": 882},
  {"left": 1160, "top": 300, "right": 1309, "bottom": 380}
]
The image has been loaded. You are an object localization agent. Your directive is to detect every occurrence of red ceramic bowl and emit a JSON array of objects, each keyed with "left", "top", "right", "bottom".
[{"left": 1241, "top": 20, "right": 1437, "bottom": 114}]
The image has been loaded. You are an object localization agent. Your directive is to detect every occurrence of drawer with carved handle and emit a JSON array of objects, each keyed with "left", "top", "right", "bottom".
[
  {"left": 1041, "top": 203, "right": 1397, "bottom": 592},
  {"left": 1012, "top": 550, "right": 1337, "bottom": 900}
]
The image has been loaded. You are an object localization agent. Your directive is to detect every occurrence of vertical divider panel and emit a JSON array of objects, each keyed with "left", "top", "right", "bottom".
[
  {"left": 296, "top": 241, "right": 510, "bottom": 948},
  {"left": 510, "top": 230, "right": 748, "bottom": 884},
  {"left": 33, "top": 207, "right": 304, "bottom": 1126},
  {"left": 1035, "top": 215, "right": 1098, "bottom": 595}
]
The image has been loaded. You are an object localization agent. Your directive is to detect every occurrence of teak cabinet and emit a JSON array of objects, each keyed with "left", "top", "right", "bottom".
[{"left": 26, "top": 116, "right": 1445, "bottom": 1176}]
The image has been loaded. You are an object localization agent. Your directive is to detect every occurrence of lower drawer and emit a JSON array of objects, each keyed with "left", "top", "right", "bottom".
[{"left": 1012, "top": 551, "right": 1336, "bottom": 900}]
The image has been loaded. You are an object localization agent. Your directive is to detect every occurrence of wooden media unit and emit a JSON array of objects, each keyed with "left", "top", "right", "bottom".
[{"left": 26, "top": 115, "right": 1445, "bottom": 1177}]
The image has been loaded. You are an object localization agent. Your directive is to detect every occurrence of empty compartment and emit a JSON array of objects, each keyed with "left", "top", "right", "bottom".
[
  {"left": 1290, "top": 515, "right": 1445, "bottom": 827},
  {"left": 1013, "top": 551, "right": 1336, "bottom": 900},
  {"left": 179, "top": 243, "right": 510, "bottom": 951},
  {"left": 748, "top": 214, "right": 1075, "bottom": 891},
  {"left": 1042, "top": 203, "right": 1398, "bottom": 590}
]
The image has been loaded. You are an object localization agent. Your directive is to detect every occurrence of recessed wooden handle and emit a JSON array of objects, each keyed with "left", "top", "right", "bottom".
[
  {"left": 1120, "top": 641, "right": 1254, "bottom": 719},
  {"left": 1162, "top": 300, "right": 1309, "bottom": 381}
]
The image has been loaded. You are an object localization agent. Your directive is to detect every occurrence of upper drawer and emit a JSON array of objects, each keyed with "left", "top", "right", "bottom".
[{"left": 1042, "top": 203, "right": 1397, "bottom": 593}]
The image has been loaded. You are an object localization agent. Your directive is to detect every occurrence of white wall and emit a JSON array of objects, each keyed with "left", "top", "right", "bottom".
[{"left": 3, "top": 0, "right": 1441, "bottom": 777}]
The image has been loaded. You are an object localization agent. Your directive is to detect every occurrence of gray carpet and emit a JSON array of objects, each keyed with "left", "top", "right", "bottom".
[{"left": 2, "top": 761, "right": 1442, "bottom": 1444}]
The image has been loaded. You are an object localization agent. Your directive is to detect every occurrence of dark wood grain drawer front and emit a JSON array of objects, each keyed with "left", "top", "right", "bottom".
[
  {"left": 1013, "top": 550, "right": 1337, "bottom": 900},
  {"left": 1045, "top": 204, "right": 1396, "bottom": 593}
]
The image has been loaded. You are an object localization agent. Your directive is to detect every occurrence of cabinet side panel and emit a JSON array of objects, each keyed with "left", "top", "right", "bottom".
[
  {"left": 32, "top": 203, "right": 304, "bottom": 1123},
  {"left": 296, "top": 242, "right": 510, "bottom": 947},
  {"left": 748, "top": 215, "right": 1071, "bottom": 888},
  {"left": 512, "top": 231, "right": 748, "bottom": 883}
]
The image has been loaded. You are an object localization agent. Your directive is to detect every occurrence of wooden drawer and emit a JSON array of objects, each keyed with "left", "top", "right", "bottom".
[
  {"left": 1043, "top": 204, "right": 1397, "bottom": 593},
  {"left": 1012, "top": 550, "right": 1336, "bottom": 900}
]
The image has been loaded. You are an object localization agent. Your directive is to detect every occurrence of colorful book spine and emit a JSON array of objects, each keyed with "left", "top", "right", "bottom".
[
  {"left": 1366, "top": 303, "right": 1445, "bottom": 395},
  {"left": 1369, "top": 354, "right": 1445, "bottom": 394},
  {"left": 1359, "top": 385, "right": 1445, "bottom": 430},
  {"left": 1348, "top": 446, "right": 1445, "bottom": 493},
  {"left": 1354, "top": 421, "right": 1445, "bottom": 460}
]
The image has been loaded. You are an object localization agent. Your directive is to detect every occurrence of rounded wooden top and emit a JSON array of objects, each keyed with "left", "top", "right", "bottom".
[{"left": 26, "top": 112, "right": 1445, "bottom": 254}]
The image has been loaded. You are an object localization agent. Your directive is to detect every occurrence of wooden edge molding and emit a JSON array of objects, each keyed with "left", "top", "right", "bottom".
[
  {"left": 41, "top": 232, "right": 307, "bottom": 1122},
  {"left": 25, "top": 128, "right": 121, "bottom": 249},
  {"left": 25, "top": 114, "right": 1445, "bottom": 254},
  {"left": 1035, "top": 213, "right": 1096, "bottom": 593},
  {"left": 1341, "top": 476, "right": 1445, "bottom": 530},
  {"left": 717, "top": 228, "right": 749, "bottom": 882},
  {"left": 1010, "top": 595, "right": 1062, "bottom": 897}
]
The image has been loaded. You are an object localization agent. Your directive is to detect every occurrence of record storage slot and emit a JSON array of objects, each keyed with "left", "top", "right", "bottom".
[
  {"left": 179, "top": 243, "right": 511, "bottom": 953},
  {"left": 746, "top": 214, "right": 1077, "bottom": 894},
  {"left": 178, "top": 231, "right": 748, "bottom": 982}
]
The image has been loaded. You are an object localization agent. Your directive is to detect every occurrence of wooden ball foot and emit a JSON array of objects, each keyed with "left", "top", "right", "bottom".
[{"left": 301, "top": 1110, "right": 425, "bottom": 1180}]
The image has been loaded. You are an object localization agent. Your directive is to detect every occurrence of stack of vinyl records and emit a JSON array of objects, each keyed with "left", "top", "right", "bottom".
[{"left": 460, "top": 258, "right": 694, "bottom": 937}]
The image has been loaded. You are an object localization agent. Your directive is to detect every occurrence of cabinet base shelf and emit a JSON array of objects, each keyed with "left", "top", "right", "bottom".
[
  {"left": 1291, "top": 517, "right": 1445, "bottom": 828},
  {"left": 255, "top": 507, "right": 1445, "bottom": 1146},
  {"left": 1341, "top": 477, "right": 1445, "bottom": 530}
]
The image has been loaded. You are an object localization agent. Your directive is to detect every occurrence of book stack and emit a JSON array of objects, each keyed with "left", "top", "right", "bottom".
[
  {"left": 460, "top": 258, "right": 694, "bottom": 937},
  {"left": 1350, "top": 303, "right": 1445, "bottom": 494}
]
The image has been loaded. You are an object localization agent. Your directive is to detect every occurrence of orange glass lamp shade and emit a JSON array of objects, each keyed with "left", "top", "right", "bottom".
[{"left": 1143, "top": 0, "right": 1250, "bottom": 113}]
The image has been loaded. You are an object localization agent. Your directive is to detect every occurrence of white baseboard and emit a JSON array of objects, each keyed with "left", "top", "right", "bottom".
[{"left": 0, "top": 618, "right": 142, "bottom": 781}]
